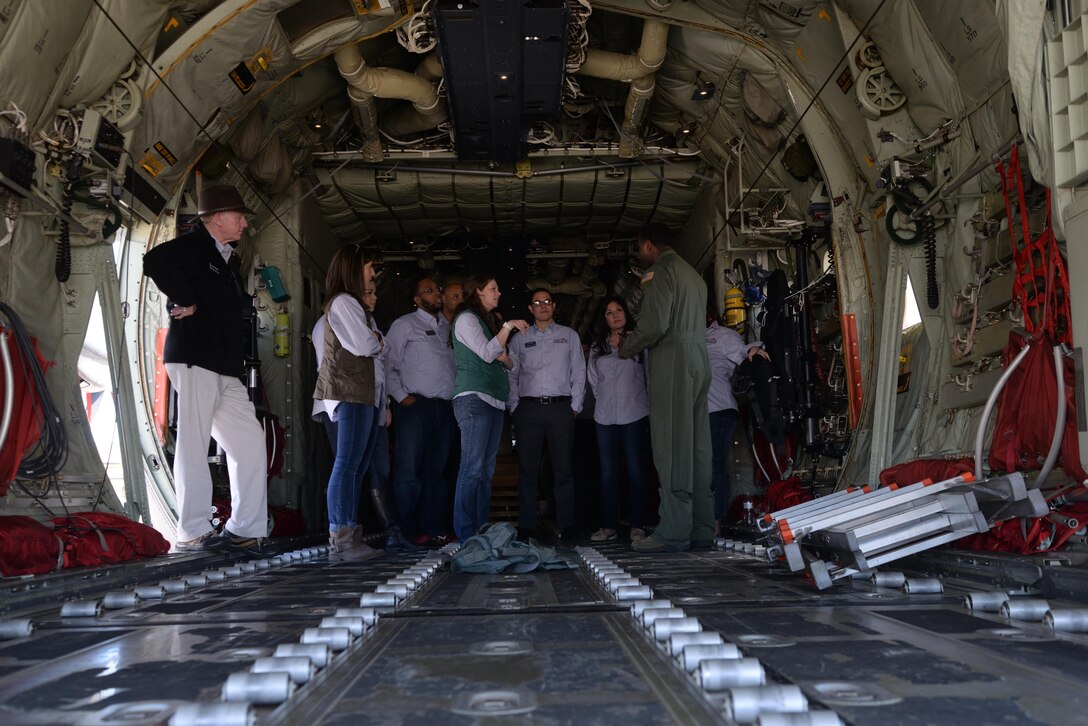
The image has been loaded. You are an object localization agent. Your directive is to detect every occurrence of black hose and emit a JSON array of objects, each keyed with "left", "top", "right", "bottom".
[
  {"left": 886, "top": 177, "right": 933, "bottom": 246},
  {"left": 0, "top": 301, "right": 68, "bottom": 479},
  {"left": 55, "top": 184, "right": 72, "bottom": 282},
  {"left": 923, "top": 214, "right": 938, "bottom": 309},
  {"left": 732, "top": 258, "right": 749, "bottom": 287}
]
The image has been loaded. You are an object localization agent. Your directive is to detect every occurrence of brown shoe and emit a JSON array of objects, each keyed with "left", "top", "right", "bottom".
[
  {"left": 329, "top": 526, "right": 380, "bottom": 561},
  {"left": 173, "top": 531, "right": 214, "bottom": 553}
]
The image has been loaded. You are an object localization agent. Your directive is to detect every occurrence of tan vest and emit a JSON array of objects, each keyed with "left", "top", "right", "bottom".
[{"left": 313, "top": 318, "right": 376, "bottom": 405}]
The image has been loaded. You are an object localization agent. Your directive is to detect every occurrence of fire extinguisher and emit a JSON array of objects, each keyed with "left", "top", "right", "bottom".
[
  {"left": 273, "top": 307, "right": 290, "bottom": 357},
  {"left": 724, "top": 286, "right": 746, "bottom": 333}
]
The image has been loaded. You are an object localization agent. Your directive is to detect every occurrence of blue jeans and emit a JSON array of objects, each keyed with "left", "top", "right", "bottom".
[
  {"left": 393, "top": 397, "right": 456, "bottom": 538},
  {"left": 596, "top": 417, "right": 649, "bottom": 529},
  {"left": 710, "top": 409, "right": 739, "bottom": 521},
  {"left": 326, "top": 402, "right": 380, "bottom": 528},
  {"left": 452, "top": 395, "right": 504, "bottom": 541}
]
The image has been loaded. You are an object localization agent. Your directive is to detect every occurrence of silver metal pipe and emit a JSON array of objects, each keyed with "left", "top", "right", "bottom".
[
  {"left": 667, "top": 631, "right": 725, "bottom": 657},
  {"left": 250, "top": 656, "right": 316, "bottom": 684},
  {"left": 1047, "top": 511, "right": 1080, "bottom": 529},
  {"left": 0, "top": 330, "right": 12, "bottom": 457},
  {"left": 1001, "top": 598, "right": 1050, "bottom": 621},
  {"left": 0, "top": 619, "right": 33, "bottom": 639},
  {"left": 963, "top": 591, "right": 1008, "bottom": 612},
  {"left": 1035, "top": 345, "right": 1066, "bottom": 489},
  {"left": 697, "top": 658, "right": 766, "bottom": 691},
  {"left": 909, "top": 134, "right": 1022, "bottom": 220},
  {"left": 60, "top": 600, "right": 103, "bottom": 618},
  {"left": 653, "top": 616, "right": 702, "bottom": 642},
  {"left": 870, "top": 571, "right": 905, "bottom": 588},
  {"left": 975, "top": 341, "right": 1034, "bottom": 480},
  {"left": 726, "top": 685, "right": 808, "bottom": 723},
  {"left": 1043, "top": 608, "right": 1088, "bottom": 632},
  {"left": 903, "top": 577, "right": 943, "bottom": 594},
  {"left": 532, "top": 161, "right": 658, "bottom": 176},
  {"left": 169, "top": 702, "right": 252, "bottom": 726},
  {"left": 222, "top": 671, "right": 294, "bottom": 705},
  {"left": 273, "top": 643, "right": 331, "bottom": 669}
]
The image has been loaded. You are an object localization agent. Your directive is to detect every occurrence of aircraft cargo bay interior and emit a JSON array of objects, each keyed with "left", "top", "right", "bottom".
[{"left": 3, "top": 1, "right": 1088, "bottom": 724}]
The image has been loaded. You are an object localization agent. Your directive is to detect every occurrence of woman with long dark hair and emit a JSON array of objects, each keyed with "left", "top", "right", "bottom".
[
  {"left": 312, "top": 244, "right": 383, "bottom": 559},
  {"left": 587, "top": 295, "right": 650, "bottom": 542},
  {"left": 449, "top": 275, "right": 528, "bottom": 540}
]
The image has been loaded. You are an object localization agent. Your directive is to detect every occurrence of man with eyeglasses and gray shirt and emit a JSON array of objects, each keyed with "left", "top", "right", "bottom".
[
  {"left": 507, "top": 288, "right": 587, "bottom": 544},
  {"left": 385, "top": 277, "right": 457, "bottom": 545}
]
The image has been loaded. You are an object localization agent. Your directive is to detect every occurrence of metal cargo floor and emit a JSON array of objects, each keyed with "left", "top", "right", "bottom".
[{"left": 2, "top": 542, "right": 1087, "bottom": 724}]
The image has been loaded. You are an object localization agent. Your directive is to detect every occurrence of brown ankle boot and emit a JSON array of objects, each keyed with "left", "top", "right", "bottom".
[{"left": 329, "top": 526, "right": 380, "bottom": 561}]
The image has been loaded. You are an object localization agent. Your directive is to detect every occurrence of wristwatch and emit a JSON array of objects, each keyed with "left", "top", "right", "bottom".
[{"left": 502, "top": 321, "right": 512, "bottom": 331}]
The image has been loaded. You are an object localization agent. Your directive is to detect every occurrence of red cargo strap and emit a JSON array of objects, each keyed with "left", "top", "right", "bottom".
[{"left": 996, "top": 148, "right": 1072, "bottom": 344}]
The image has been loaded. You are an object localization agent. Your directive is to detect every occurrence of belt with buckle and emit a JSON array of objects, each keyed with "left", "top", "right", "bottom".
[{"left": 521, "top": 396, "right": 571, "bottom": 405}]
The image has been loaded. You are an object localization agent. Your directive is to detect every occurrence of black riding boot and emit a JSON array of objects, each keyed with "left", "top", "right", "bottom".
[{"left": 370, "top": 486, "right": 417, "bottom": 550}]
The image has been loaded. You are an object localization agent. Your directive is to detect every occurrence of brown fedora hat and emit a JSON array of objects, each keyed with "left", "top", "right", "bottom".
[{"left": 197, "top": 184, "right": 255, "bottom": 216}]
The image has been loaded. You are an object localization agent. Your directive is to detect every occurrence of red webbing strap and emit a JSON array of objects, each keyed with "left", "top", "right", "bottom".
[
  {"left": 995, "top": 147, "right": 1071, "bottom": 342},
  {"left": 996, "top": 152, "right": 1033, "bottom": 332},
  {"left": 1042, "top": 189, "right": 1074, "bottom": 344}
]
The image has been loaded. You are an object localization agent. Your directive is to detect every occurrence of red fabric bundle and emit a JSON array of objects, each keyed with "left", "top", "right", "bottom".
[
  {"left": 879, "top": 457, "right": 974, "bottom": 488},
  {"left": 0, "top": 515, "right": 62, "bottom": 576},
  {"left": 270, "top": 506, "right": 305, "bottom": 537},
  {"left": 51, "top": 512, "right": 169, "bottom": 567},
  {"left": 988, "top": 331, "right": 1087, "bottom": 481}
]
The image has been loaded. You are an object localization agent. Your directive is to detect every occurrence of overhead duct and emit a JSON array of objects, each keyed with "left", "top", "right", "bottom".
[
  {"left": 333, "top": 44, "right": 445, "bottom": 161},
  {"left": 545, "top": 258, "right": 570, "bottom": 286},
  {"left": 577, "top": 20, "right": 669, "bottom": 157},
  {"left": 384, "top": 54, "right": 448, "bottom": 137}
]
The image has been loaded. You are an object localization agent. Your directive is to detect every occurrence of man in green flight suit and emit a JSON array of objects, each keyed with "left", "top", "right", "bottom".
[{"left": 620, "top": 223, "right": 714, "bottom": 552}]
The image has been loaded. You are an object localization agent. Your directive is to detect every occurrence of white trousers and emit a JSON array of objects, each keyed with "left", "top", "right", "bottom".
[{"left": 166, "top": 363, "right": 268, "bottom": 541}]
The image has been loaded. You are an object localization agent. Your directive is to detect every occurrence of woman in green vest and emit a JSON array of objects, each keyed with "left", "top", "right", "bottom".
[{"left": 450, "top": 275, "right": 528, "bottom": 540}]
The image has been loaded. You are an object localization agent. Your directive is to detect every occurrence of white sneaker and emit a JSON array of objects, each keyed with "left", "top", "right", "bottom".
[
  {"left": 590, "top": 528, "right": 617, "bottom": 542},
  {"left": 629, "top": 527, "right": 647, "bottom": 543}
]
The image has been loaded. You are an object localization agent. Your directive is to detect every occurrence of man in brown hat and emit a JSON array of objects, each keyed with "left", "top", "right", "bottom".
[{"left": 143, "top": 184, "right": 269, "bottom": 554}]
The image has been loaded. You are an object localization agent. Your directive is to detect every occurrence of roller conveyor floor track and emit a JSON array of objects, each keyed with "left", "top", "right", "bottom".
[{"left": 2, "top": 543, "right": 1088, "bottom": 725}]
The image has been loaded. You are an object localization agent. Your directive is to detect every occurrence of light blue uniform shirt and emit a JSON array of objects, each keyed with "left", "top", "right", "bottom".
[
  {"left": 507, "top": 322, "right": 586, "bottom": 413},
  {"left": 706, "top": 322, "right": 761, "bottom": 413},
  {"left": 587, "top": 343, "right": 649, "bottom": 426},
  {"left": 385, "top": 307, "right": 455, "bottom": 402}
]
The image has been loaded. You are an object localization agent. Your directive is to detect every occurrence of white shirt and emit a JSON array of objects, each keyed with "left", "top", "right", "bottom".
[
  {"left": 207, "top": 229, "right": 233, "bottom": 263},
  {"left": 453, "top": 313, "right": 509, "bottom": 411},
  {"left": 311, "top": 294, "right": 383, "bottom": 420},
  {"left": 706, "top": 322, "right": 761, "bottom": 413}
]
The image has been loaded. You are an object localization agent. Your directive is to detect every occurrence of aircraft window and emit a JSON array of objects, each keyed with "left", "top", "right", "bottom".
[
  {"left": 84, "top": 226, "right": 131, "bottom": 509},
  {"left": 903, "top": 275, "right": 921, "bottom": 330},
  {"left": 84, "top": 290, "right": 126, "bottom": 506}
]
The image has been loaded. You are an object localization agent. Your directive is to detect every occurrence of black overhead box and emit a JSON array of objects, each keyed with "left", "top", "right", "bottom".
[{"left": 433, "top": 0, "right": 569, "bottom": 163}]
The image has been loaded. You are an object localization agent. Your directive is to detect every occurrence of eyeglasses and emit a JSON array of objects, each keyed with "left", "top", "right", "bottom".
[
  {"left": 418, "top": 286, "right": 441, "bottom": 295},
  {"left": 530, "top": 299, "right": 554, "bottom": 307}
]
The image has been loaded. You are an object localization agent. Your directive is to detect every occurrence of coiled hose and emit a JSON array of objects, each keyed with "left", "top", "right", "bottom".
[
  {"left": 55, "top": 184, "right": 72, "bottom": 282},
  {"left": 922, "top": 213, "right": 938, "bottom": 309}
]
